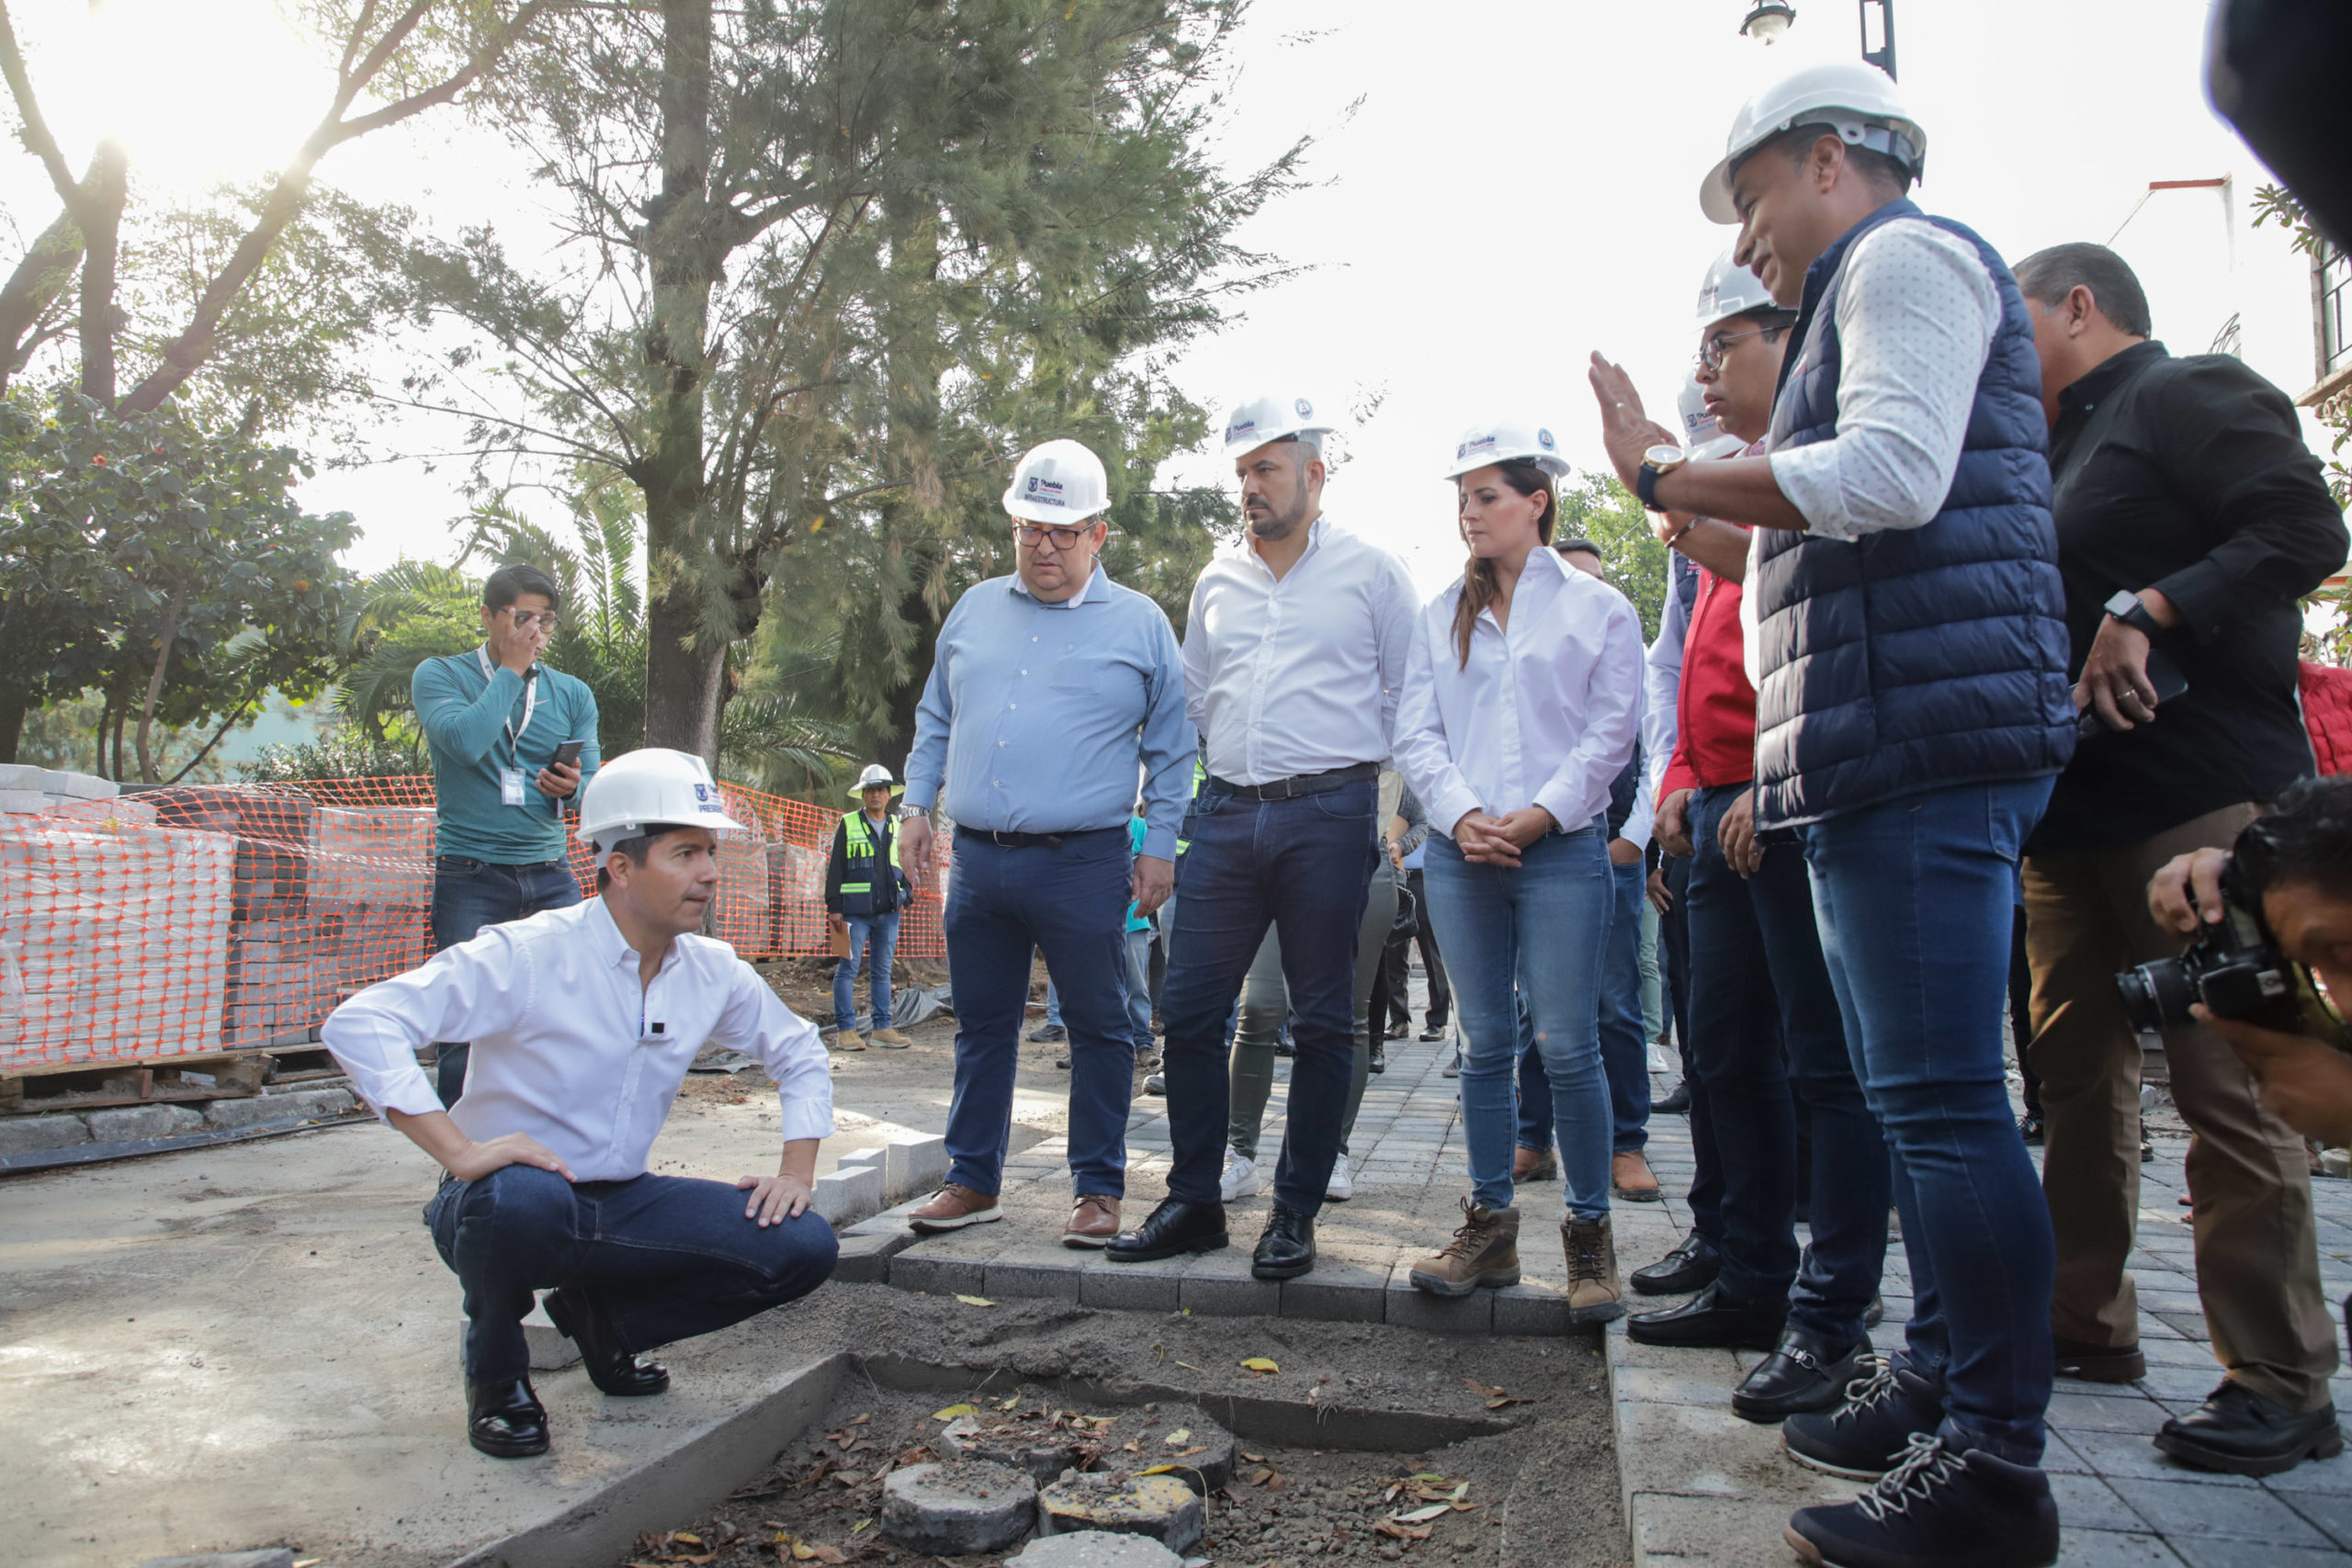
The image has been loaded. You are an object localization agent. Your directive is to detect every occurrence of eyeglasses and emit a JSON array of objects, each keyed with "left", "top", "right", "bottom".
[
  {"left": 1013, "top": 522, "right": 1099, "bottom": 551},
  {"left": 1695, "top": 326, "right": 1779, "bottom": 374},
  {"left": 506, "top": 608, "right": 561, "bottom": 631}
]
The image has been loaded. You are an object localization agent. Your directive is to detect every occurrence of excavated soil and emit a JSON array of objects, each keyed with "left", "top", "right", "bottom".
[{"left": 610, "top": 1286, "right": 1626, "bottom": 1568}]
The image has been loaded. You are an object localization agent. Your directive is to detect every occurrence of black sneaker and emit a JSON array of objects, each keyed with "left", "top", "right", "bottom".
[
  {"left": 1783, "top": 1356, "right": 1946, "bottom": 1480},
  {"left": 1786, "top": 1434, "right": 2058, "bottom": 1568},
  {"left": 1026, "top": 1023, "right": 1068, "bottom": 1043},
  {"left": 2017, "top": 1112, "right": 2043, "bottom": 1145}
]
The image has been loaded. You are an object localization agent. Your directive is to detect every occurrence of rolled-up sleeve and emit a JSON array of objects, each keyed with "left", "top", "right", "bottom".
[
  {"left": 710, "top": 963, "right": 835, "bottom": 1145},
  {"left": 322, "top": 931, "right": 535, "bottom": 1121},
  {"left": 1770, "top": 220, "right": 2001, "bottom": 541}
]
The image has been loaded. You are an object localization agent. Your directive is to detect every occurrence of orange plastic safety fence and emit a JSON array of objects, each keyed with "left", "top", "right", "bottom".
[{"left": 2, "top": 777, "right": 950, "bottom": 1072}]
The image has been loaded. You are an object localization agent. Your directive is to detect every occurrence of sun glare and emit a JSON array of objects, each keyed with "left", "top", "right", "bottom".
[{"left": 28, "top": 0, "right": 327, "bottom": 195}]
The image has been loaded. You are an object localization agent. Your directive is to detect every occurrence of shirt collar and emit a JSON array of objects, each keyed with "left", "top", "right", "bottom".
[
  {"left": 1008, "top": 562, "right": 1102, "bottom": 608},
  {"left": 584, "top": 891, "right": 683, "bottom": 979},
  {"left": 1246, "top": 515, "right": 1328, "bottom": 575},
  {"left": 2057, "top": 339, "right": 2168, "bottom": 418}
]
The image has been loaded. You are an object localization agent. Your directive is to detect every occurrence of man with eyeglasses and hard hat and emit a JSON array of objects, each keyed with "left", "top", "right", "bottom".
[
  {"left": 1108, "top": 392, "right": 1418, "bottom": 1282},
  {"left": 825, "top": 762, "right": 916, "bottom": 1049},
  {"left": 1591, "top": 61, "right": 2074, "bottom": 1568},
  {"left": 897, "top": 438, "right": 1194, "bottom": 1249},
  {"left": 321, "top": 748, "right": 837, "bottom": 1461}
]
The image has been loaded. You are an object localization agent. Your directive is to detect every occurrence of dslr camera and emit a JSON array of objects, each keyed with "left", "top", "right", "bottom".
[{"left": 2116, "top": 864, "right": 2341, "bottom": 1041}]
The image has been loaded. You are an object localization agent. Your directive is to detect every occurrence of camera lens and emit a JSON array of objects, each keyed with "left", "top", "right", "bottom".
[{"left": 2117, "top": 958, "right": 2199, "bottom": 1033}]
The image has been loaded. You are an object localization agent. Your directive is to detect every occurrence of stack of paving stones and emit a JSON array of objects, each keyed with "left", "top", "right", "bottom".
[
  {"left": 0, "top": 763, "right": 123, "bottom": 817},
  {"left": 883, "top": 1413, "right": 1223, "bottom": 1557}
]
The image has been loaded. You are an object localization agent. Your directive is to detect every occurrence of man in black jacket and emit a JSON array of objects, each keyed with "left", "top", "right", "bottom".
[
  {"left": 824, "top": 763, "right": 915, "bottom": 1048},
  {"left": 2017, "top": 243, "right": 2349, "bottom": 1476}
]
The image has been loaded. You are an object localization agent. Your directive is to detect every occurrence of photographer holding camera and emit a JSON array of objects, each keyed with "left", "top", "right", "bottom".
[
  {"left": 2014, "top": 243, "right": 2347, "bottom": 1476},
  {"left": 2148, "top": 781, "right": 2352, "bottom": 1152}
]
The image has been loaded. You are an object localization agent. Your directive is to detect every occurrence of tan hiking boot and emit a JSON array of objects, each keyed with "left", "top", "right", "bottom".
[
  {"left": 1063, "top": 1194, "right": 1122, "bottom": 1248},
  {"left": 827, "top": 1029, "right": 866, "bottom": 1052},
  {"left": 1611, "top": 1149, "right": 1661, "bottom": 1201},
  {"left": 1513, "top": 1145, "right": 1559, "bottom": 1182},
  {"left": 907, "top": 1183, "right": 1002, "bottom": 1234},
  {"left": 1564, "top": 1215, "right": 1624, "bottom": 1324},
  {"left": 1408, "top": 1199, "right": 1522, "bottom": 1297},
  {"left": 867, "top": 1028, "right": 912, "bottom": 1048}
]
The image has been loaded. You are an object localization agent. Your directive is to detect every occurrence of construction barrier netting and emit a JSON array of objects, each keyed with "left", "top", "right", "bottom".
[{"left": 0, "top": 776, "right": 950, "bottom": 1074}]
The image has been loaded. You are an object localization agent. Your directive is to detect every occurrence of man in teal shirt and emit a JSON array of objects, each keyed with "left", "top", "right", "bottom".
[{"left": 413, "top": 563, "right": 603, "bottom": 1104}]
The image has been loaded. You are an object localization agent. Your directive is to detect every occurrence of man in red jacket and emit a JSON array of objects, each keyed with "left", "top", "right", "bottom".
[{"left": 1620, "top": 252, "right": 1891, "bottom": 1427}]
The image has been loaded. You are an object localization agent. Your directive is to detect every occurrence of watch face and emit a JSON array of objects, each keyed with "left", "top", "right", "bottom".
[{"left": 1644, "top": 444, "right": 1685, "bottom": 468}]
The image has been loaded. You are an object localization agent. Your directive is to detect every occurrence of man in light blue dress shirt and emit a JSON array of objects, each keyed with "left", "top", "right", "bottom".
[{"left": 898, "top": 439, "right": 1196, "bottom": 1247}]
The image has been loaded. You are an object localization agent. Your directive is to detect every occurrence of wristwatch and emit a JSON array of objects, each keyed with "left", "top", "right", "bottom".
[
  {"left": 898, "top": 802, "right": 929, "bottom": 821},
  {"left": 1636, "top": 444, "right": 1688, "bottom": 512},
  {"left": 2103, "top": 589, "right": 2164, "bottom": 637}
]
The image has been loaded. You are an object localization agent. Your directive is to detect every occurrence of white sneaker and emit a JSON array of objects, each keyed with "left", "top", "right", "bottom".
[
  {"left": 1220, "top": 1147, "right": 1260, "bottom": 1201},
  {"left": 1325, "top": 1152, "right": 1354, "bottom": 1201}
]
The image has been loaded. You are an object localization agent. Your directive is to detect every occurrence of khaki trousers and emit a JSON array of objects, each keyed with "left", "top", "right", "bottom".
[{"left": 2024, "top": 801, "right": 2338, "bottom": 1410}]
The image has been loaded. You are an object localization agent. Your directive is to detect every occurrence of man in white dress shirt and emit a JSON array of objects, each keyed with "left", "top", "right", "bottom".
[
  {"left": 322, "top": 749, "right": 835, "bottom": 1460},
  {"left": 1107, "top": 391, "right": 1419, "bottom": 1280}
]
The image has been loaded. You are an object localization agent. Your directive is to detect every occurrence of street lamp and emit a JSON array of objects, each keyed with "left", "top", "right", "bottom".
[
  {"left": 1740, "top": 2, "right": 1797, "bottom": 42},
  {"left": 1859, "top": 0, "right": 1897, "bottom": 79}
]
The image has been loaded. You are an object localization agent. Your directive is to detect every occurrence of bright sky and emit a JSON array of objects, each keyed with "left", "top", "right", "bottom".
[{"left": 1, "top": 0, "right": 2334, "bottom": 597}]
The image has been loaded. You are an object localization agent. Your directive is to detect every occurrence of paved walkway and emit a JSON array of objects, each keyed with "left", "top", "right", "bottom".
[{"left": 901, "top": 989, "right": 2352, "bottom": 1567}]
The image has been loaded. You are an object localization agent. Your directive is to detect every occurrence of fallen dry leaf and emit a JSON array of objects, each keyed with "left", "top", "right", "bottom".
[
  {"left": 954, "top": 1294, "right": 996, "bottom": 1307},
  {"left": 846, "top": 1413, "right": 870, "bottom": 1426},
  {"left": 1240, "top": 1356, "right": 1280, "bottom": 1374},
  {"left": 673, "top": 1536, "right": 705, "bottom": 1549},
  {"left": 932, "top": 1404, "right": 978, "bottom": 1420},
  {"left": 1396, "top": 1504, "right": 1451, "bottom": 1525},
  {"left": 807, "top": 1545, "right": 847, "bottom": 1564},
  {"left": 1178, "top": 1446, "right": 1207, "bottom": 1457},
  {"left": 1163, "top": 1428, "right": 1193, "bottom": 1445},
  {"left": 1375, "top": 1520, "right": 1434, "bottom": 1542},
  {"left": 1240, "top": 1450, "right": 1267, "bottom": 1463}
]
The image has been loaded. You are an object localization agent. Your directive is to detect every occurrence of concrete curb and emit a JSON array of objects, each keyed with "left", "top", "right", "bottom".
[{"left": 446, "top": 1354, "right": 848, "bottom": 1568}]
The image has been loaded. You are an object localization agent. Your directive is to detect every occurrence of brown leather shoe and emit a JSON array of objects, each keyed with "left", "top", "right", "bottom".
[
  {"left": 1611, "top": 1149, "right": 1661, "bottom": 1202},
  {"left": 1564, "top": 1215, "right": 1624, "bottom": 1324},
  {"left": 1513, "top": 1145, "right": 1559, "bottom": 1182},
  {"left": 1063, "top": 1194, "right": 1121, "bottom": 1248},
  {"left": 907, "top": 1183, "right": 1002, "bottom": 1234}
]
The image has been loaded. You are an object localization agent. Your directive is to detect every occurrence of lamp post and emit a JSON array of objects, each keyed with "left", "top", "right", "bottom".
[{"left": 1738, "top": 2, "right": 1899, "bottom": 81}]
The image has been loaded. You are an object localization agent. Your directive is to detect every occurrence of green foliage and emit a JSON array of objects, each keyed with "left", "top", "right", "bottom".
[
  {"left": 237, "top": 727, "right": 430, "bottom": 783},
  {"left": 1558, "top": 471, "right": 1668, "bottom": 642},
  {"left": 0, "top": 389, "right": 355, "bottom": 775}
]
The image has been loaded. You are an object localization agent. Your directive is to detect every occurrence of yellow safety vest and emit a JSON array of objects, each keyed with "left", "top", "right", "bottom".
[{"left": 840, "top": 810, "right": 903, "bottom": 911}]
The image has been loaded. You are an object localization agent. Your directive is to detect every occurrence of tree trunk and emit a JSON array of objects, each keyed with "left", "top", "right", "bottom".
[
  {"left": 637, "top": 0, "right": 722, "bottom": 761},
  {"left": 134, "top": 593, "right": 183, "bottom": 785},
  {"left": 76, "top": 140, "right": 128, "bottom": 406},
  {"left": 0, "top": 680, "right": 28, "bottom": 767},
  {"left": 0, "top": 199, "right": 80, "bottom": 385}
]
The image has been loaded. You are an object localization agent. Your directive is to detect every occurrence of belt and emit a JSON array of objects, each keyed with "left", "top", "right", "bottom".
[
  {"left": 963, "top": 826, "right": 1124, "bottom": 850},
  {"left": 1206, "top": 761, "right": 1380, "bottom": 802}
]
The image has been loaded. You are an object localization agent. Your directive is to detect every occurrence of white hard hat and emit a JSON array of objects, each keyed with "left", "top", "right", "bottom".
[
  {"left": 1003, "top": 438, "right": 1111, "bottom": 524},
  {"left": 1220, "top": 391, "right": 1336, "bottom": 458},
  {"left": 1700, "top": 60, "right": 1925, "bottom": 224},
  {"left": 577, "top": 748, "right": 746, "bottom": 853},
  {"left": 1440, "top": 416, "right": 1572, "bottom": 481},
  {"left": 1695, "top": 246, "right": 1780, "bottom": 331},
  {"left": 848, "top": 762, "right": 900, "bottom": 797}
]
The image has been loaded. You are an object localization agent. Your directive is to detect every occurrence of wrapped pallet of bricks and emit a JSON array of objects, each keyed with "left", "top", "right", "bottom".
[
  {"left": 307, "top": 804, "right": 437, "bottom": 1018},
  {"left": 0, "top": 762, "right": 125, "bottom": 818},
  {"left": 146, "top": 785, "right": 319, "bottom": 920},
  {"left": 767, "top": 840, "right": 828, "bottom": 954},
  {"left": 716, "top": 829, "right": 775, "bottom": 958},
  {"left": 0, "top": 816, "right": 235, "bottom": 1072}
]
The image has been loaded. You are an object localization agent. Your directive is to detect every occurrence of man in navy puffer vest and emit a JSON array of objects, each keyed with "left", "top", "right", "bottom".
[{"left": 1592, "top": 61, "right": 2072, "bottom": 1568}]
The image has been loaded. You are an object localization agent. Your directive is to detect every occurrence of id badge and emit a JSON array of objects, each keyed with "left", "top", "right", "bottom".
[{"left": 501, "top": 765, "right": 528, "bottom": 807}]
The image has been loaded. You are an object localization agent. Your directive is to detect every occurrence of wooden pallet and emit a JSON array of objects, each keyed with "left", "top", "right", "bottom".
[{"left": 0, "top": 1051, "right": 271, "bottom": 1116}]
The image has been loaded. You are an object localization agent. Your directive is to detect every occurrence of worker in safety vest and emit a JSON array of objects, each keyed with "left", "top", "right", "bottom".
[{"left": 824, "top": 763, "right": 914, "bottom": 1048}]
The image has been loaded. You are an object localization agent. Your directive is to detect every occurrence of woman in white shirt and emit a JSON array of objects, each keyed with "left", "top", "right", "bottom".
[{"left": 1393, "top": 418, "right": 1644, "bottom": 1324}]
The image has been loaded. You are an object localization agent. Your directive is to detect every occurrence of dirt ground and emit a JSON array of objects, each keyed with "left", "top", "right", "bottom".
[{"left": 610, "top": 1287, "right": 1626, "bottom": 1568}]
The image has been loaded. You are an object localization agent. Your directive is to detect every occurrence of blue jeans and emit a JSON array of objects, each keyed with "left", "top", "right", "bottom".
[
  {"left": 942, "top": 829, "right": 1134, "bottom": 1197},
  {"left": 1161, "top": 777, "right": 1378, "bottom": 1214},
  {"left": 1045, "top": 977, "right": 1064, "bottom": 1030},
  {"left": 832, "top": 911, "right": 899, "bottom": 1032},
  {"left": 429, "top": 856, "right": 582, "bottom": 1106},
  {"left": 1423, "top": 828, "right": 1613, "bottom": 1222},
  {"left": 1685, "top": 784, "right": 1887, "bottom": 1340},
  {"left": 1802, "top": 778, "right": 2057, "bottom": 1466},
  {"left": 1517, "top": 856, "right": 1651, "bottom": 1156},
  {"left": 424, "top": 1164, "right": 837, "bottom": 1383},
  {"left": 1125, "top": 928, "right": 1154, "bottom": 1053}
]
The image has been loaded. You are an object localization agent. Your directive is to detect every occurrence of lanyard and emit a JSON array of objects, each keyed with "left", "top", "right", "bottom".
[{"left": 477, "top": 646, "right": 541, "bottom": 770}]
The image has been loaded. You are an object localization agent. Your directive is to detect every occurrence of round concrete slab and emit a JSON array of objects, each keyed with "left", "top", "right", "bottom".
[
  {"left": 1094, "top": 1404, "right": 1235, "bottom": 1495},
  {"left": 1037, "top": 1472, "right": 1204, "bottom": 1554},
  {"left": 881, "top": 1459, "right": 1037, "bottom": 1555},
  {"left": 1010, "top": 1529, "right": 1184, "bottom": 1568},
  {"left": 943, "top": 1412, "right": 1085, "bottom": 1483}
]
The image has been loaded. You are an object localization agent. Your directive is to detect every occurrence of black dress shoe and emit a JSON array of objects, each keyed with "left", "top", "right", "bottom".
[
  {"left": 1106, "top": 1197, "right": 1228, "bottom": 1263},
  {"left": 1630, "top": 1230, "right": 1722, "bottom": 1297},
  {"left": 1626, "top": 1280, "right": 1786, "bottom": 1349},
  {"left": 1419, "top": 1024, "right": 1447, "bottom": 1043},
  {"left": 467, "top": 1376, "right": 550, "bottom": 1458},
  {"left": 2154, "top": 1381, "right": 2345, "bottom": 1475},
  {"left": 1655, "top": 1077, "right": 1693, "bottom": 1115},
  {"left": 1864, "top": 1293, "right": 1884, "bottom": 1330},
  {"left": 1733, "top": 1327, "right": 1871, "bottom": 1423},
  {"left": 2052, "top": 1334, "right": 2144, "bottom": 1383},
  {"left": 543, "top": 1288, "right": 670, "bottom": 1396},
  {"left": 2018, "top": 1112, "right": 2044, "bottom": 1145},
  {"left": 1251, "top": 1202, "right": 1317, "bottom": 1280}
]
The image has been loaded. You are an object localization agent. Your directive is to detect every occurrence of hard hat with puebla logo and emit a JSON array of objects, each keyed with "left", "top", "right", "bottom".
[
  {"left": 1221, "top": 391, "right": 1338, "bottom": 458},
  {"left": 1701, "top": 60, "right": 1924, "bottom": 224},
  {"left": 1440, "top": 416, "right": 1572, "bottom": 481},
  {"left": 577, "top": 748, "right": 746, "bottom": 853},
  {"left": 1003, "top": 438, "right": 1111, "bottom": 524}
]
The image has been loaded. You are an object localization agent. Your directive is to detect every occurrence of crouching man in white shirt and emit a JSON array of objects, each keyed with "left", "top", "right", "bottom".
[{"left": 322, "top": 748, "right": 836, "bottom": 1460}]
